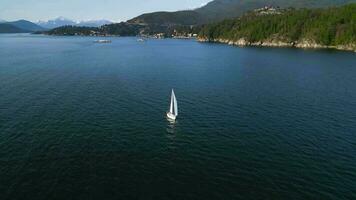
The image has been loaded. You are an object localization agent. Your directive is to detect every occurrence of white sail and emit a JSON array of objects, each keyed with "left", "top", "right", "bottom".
[
  {"left": 173, "top": 91, "right": 178, "bottom": 116},
  {"left": 167, "top": 89, "right": 178, "bottom": 120},
  {"left": 170, "top": 90, "right": 174, "bottom": 114}
]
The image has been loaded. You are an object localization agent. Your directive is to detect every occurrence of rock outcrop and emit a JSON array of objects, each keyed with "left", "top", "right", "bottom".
[{"left": 197, "top": 37, "right": 356, "bottom": 52}]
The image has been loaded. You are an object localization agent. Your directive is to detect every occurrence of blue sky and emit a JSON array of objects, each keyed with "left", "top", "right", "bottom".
[{"left": 0, "top": 0, "right": 210, "bottom": 22}]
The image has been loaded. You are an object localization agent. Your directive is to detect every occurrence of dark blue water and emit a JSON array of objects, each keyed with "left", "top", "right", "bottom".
[{"left": 0, "top": 34, "right": 355, "bottom": 200}]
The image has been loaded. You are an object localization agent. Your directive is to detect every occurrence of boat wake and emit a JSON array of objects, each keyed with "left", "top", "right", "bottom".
[{"left": 166, "top": 120, "right": 178, "bottom": 134}]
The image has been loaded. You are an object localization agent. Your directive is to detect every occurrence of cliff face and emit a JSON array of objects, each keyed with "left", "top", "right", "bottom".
[{"left": 197, "top": 37, "right": 356, "bottom": 52}]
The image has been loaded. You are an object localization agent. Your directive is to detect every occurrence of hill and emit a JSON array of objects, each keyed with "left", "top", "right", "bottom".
[
  {"left": 42, "top": 26, "right": 99, "bottom": 36},
  {"left": 41, "top": 23, "right": 143, "bottom": 37},
  {"left": 0, "top": 24, "right": 29, "bottom": 33},
  {"left": 128, "top": 0, "right": 356, "bottom": 26},
  {"left": 195, "top": 0, "right": 356, "bottom": 22},
  {"left": 128, "top": 11, "right": 203, "bottom": 25},
  {"left": 198, "top": 4, "right": 356, "bottom": 51},
  {"left": 5, "top": 20, "right": 46, "bottom": 31}
]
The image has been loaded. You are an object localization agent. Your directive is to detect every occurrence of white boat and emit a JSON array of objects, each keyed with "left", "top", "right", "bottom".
[
  {"left": 137, "top": 38, "right": 145, "bottom": 42},
  {"left": 167, "top": 89, "right": 178, "bottom": 121},
  {"left": 94, "top": 39, "right": 111, "bottom": 43}
]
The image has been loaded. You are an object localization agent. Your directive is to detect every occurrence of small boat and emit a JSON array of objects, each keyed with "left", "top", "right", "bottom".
[
  {"left": 167, "top": 89, "right": 178, "bottom": 121},
  {"left": 137, "top": 38, "right": 145, "bottom": 42},
  {"left": 94, "top": 39, "right": 111, "bottom": 43}
]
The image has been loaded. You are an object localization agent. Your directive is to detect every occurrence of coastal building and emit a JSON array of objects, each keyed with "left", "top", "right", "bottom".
[{"left": 254, "top": 6, "right": 282, "bottom": 15}]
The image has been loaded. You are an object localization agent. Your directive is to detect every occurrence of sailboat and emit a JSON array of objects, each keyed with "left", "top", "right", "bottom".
[{"left": 167, "top": 89, "right": 178, "bottom": 121}]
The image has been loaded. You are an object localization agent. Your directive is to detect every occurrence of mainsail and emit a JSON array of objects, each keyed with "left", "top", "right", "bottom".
[{"left": 170, "top": 89, "right": 178, "bottom": 116}]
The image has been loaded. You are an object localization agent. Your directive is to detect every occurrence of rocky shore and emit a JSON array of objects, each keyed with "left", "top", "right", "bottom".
[{"left": 197, "top": 37, "right": 356, "bottom": 52}]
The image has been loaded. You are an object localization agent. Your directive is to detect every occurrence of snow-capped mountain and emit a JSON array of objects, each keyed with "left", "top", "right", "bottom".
[
  {"left": 37, "top": 17, "right": 76, "bottom": 29},
  {"left": 37, "top": 17, "right": 112, "bottom": 29},
  {"left": 77, "top": 19, "right": 112, "bottom": 27}
]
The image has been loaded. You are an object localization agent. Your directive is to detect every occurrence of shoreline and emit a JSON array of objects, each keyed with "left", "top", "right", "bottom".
[
  {"left": 197, "top": 37, "right": 356, "bottom": 53},
  {"left": 34, "top": 33, "right": 196, "bottom": 39}
]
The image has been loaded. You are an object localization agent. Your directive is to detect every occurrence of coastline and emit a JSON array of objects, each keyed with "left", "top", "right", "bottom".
[
  {"left": 22, "top": 33, "right": 356, "bottom": 53},
  {"left": 197, "top": 37, "right": 356, "bottom": 52}
]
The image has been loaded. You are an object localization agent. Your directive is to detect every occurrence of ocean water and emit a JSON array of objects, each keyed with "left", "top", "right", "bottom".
[{"left": 0, "top": 34, "right": 355, "bottom": 200}]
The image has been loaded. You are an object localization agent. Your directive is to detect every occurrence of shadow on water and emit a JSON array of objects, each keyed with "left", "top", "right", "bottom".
[{"left": 166, "top": 118, "right": 179, "bottom": 135}]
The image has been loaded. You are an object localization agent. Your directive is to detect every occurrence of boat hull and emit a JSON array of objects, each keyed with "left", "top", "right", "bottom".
[{"left": 166, "top": 112, "right": 176, "bottom": 120}]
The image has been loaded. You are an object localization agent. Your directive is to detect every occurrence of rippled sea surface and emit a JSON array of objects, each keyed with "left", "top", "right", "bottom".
[{"left": 0, "top": 34, "right": 355, "bottom": 200}]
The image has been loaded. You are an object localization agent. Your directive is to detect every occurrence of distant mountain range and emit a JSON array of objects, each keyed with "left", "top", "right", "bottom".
[
  {"left": 7, "top": 20, "right": 45, "bottom": 31},
  {"left": 128, "top": 0, "right": 356, "bottom": 25},
  {"left": 37, "top": 17, "right": 112, "bottom": 29},
  {"left": 0, "top": 24, "right": 29, "bottom": 33},
  {"left": 76, "top": 19, "right": 112, "bottom": 27},
  {"left": 0, "top": 17, "right": 112, "bottom": 33},
  {"left": 0, "top": 20, "right": 45, "bottom": 33}
]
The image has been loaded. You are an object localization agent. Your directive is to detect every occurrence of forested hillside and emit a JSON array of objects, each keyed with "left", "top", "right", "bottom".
[
  {"left": 128, "top": 0, "right": 356, "bottom": 25},
  {"left": 198, "top": 4, "right": 356, "bottom": 51}
]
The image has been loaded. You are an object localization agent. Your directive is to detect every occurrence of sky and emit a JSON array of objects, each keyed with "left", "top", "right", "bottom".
[{"left": 0, "top": 0, "right": 210, "bottom": 22}]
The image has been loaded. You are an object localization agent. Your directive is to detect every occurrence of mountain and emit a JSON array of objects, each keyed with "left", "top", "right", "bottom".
[
  {"left": 128, "top": 0, "right": 356, "bottom": 25},
  {"left": 42, "top": 22, "right": 143, "bottom": 36},
  {"left": 0, "top": 20, "right": 45, "bottom": 33},
  {"left": 5, "top": 20, "right": 46, "bottom": 31},
  {"left": 38, "top": 17, "right": 112, "bottom": 29},
  {"left": 198, "top": 3, "right": 356, "bottom": 51},
  {"left": 128, "top": 10, "right": 203, "bottom": 25},
  {"left": 0, "top": 24, "right": 29, "bottom": 33},
  {"left": 77, "top": 19, "right": 112, "bottom": 27},
  {"left": 37, "top": 17, "right": 76, "bottom": 29},
  {"left": 195, "top": 0, "right": 356, "bottom": 22}
]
